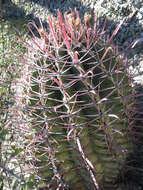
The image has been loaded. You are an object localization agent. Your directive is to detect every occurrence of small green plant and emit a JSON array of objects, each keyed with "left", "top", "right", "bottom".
[
  {"left": 0, "top": 18, "right": 29, "bottom": 190},
  {"left": 20, "top": 10, "right": 135, "bottom": 189}
]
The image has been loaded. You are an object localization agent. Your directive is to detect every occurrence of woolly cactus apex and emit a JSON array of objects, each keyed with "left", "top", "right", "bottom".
[{"left": 21, "top": 10, "right": 134, "bottom": 189}]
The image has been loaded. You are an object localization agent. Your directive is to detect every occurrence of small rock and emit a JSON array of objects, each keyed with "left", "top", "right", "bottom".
[
  {"left": 137, "top": 12, "right": 143, "bottom": 20},
  {"left": 140, "top": 32, "right": 143, "bottom": 37}
]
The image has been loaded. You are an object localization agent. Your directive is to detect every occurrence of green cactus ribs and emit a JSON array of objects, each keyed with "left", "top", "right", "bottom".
[{"left": 22, "top": 9, "right": 134, "bottom": 189}]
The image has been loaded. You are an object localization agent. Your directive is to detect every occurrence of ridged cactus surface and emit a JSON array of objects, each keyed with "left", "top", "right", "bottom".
[{"left": 22, "top": 10, "right": 134, "bottom": 189}]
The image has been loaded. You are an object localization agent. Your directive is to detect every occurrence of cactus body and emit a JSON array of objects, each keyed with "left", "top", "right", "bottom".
[{"left": 22, "top": 10, "right": 133, "bottom": 189}]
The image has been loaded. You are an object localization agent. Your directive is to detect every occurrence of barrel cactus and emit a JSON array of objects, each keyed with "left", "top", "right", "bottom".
[{"left": 20, "top": 10, "right": 135, "bottom": 189}]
